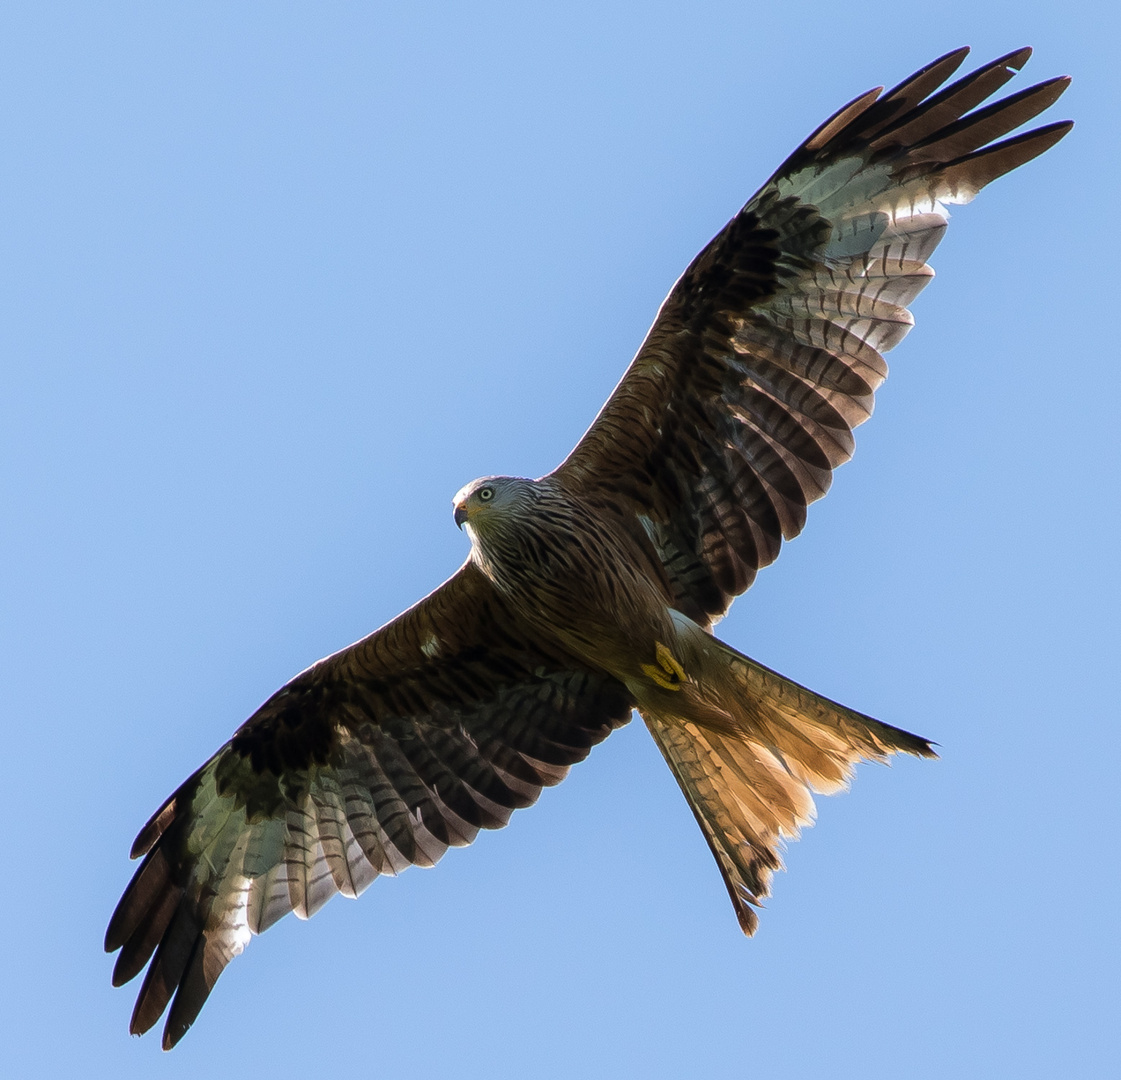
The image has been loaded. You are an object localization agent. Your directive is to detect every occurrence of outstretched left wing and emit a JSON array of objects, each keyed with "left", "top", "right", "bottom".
[{"left": 106, "top": 561, "right": 632, "bottom": 1048}]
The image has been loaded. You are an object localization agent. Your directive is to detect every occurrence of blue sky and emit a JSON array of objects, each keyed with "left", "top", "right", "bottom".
[{"left": 2, "top": 4, "right": 1117, "bottom": 1077}]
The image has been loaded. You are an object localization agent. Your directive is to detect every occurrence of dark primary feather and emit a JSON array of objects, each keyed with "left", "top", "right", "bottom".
[
  {"left": 555, "top": 47, "right": 1071, "bottom": 626},
  {"left": 106, "top": 562, "right": 632, "bottom": 1048}
]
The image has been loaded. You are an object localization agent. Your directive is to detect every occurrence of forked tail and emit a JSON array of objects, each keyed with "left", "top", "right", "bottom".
[{"left": 643, "top": 626, "right": 935, "bottom": 934}]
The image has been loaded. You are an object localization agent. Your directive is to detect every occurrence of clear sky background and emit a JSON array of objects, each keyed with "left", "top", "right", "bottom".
[{"left": 2, "top": 4, "right": 1117, "bottom": 1077}]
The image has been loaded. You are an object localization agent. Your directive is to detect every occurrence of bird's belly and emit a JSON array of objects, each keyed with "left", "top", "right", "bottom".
[{"left": 485, "top": 534, "right": 673, "bottom": 680}]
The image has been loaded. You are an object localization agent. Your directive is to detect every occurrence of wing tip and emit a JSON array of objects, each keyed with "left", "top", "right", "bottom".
[
  {"left": 130, "top": 796, "right": 178, "bottom": 860},
  {"left": 996, "top": 45, "right": 1033, "bottom": 73},
  {"left": 941, "top": 117, "right": 1074, "bottom": 196},
  {"left": 803, "top": 85, "right": 884, "bottom": 152}
]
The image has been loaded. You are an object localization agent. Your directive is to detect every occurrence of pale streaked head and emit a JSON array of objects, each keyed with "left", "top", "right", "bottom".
[{"left": 452, "top": 475, "right": 535, "bottom": 531}]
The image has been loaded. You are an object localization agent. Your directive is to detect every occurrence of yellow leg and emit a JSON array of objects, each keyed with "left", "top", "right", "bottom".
[{"left": 641, "top": 641, "right": 687, "bottom": 691}]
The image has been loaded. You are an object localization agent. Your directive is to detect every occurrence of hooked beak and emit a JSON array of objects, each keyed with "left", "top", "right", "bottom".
[{"left": 454, "top": 501, "right": 469, "bottom": 529}]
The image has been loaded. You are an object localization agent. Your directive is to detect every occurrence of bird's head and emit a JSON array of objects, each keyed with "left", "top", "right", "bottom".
[{"left": 452, "top": 476, "right": 534, "bottom": 534}]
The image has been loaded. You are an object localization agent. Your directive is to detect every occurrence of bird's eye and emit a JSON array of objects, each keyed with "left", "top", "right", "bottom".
[{"left": 478, "top": 487, "right": 494, "bottom": 502}]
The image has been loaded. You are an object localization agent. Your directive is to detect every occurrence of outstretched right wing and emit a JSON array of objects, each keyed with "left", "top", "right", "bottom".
[
  {"left": 555, "top": 48, "right": 1071, "bottom": 626},
  {"left": 105, "top": 561, "right": 633, "bottom": 1049}
]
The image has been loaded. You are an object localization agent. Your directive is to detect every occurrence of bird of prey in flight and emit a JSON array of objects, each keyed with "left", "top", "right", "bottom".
[{"left": 106, "top": 47, "right": 1071, "bottom": 1049}]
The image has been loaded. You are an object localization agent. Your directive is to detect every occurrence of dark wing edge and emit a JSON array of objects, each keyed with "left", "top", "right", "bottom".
[
  {"left": 105, "top": 561, "right": 633, "bottom": 1049},
  {"left": 554, "top": 47, "right": 1071, "bottom": 626}
]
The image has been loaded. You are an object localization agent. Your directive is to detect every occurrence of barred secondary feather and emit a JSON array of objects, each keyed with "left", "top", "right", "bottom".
[{"left": 107, "top": 47, "right": 1071, "bottom": 1049}]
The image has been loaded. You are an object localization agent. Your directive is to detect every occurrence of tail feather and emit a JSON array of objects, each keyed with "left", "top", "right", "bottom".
[
  {"left": 644, "top": 717, "right": 776, "bottom": 933},
  {"left": 646, "top": 626, "right": 934, "bottom": 934}
]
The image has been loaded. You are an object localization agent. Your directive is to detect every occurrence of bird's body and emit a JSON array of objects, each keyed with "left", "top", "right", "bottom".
[
  {"left": 457, "top": 475, "right": 870, "bottom": 750},
  {"left": 459, "top": 476, "right": 681, "bottom": 686},
  {"left": 106, "top": 47, "right": 1072, "bottom": 1049}
]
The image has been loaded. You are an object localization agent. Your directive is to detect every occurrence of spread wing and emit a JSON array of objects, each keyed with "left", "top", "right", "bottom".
[
  {"left": 105, "top": 562, "right": 632, "bottom": 1049},
  {"left": 554, "top": 47, "right": 1071, "bottom": 626}
]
